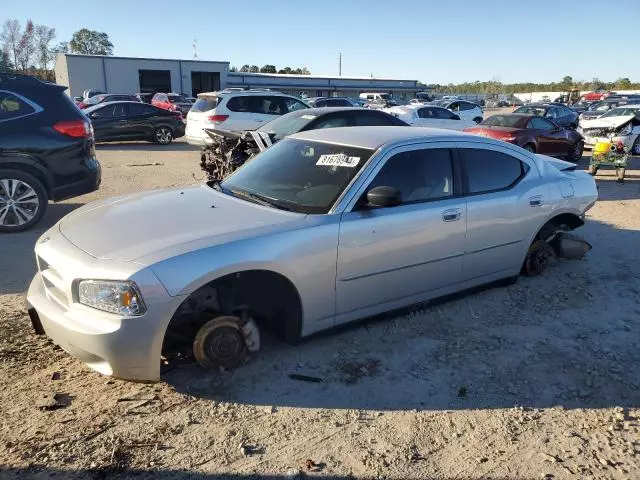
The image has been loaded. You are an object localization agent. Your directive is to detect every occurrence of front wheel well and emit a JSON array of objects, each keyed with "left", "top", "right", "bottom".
[{"left": 162, "top": 270, "right": 303, "bottom": 359}]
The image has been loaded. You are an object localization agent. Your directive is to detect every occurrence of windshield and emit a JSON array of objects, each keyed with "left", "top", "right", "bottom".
[
  {"left": 601, "top": 107, "right": 640, "bottom": 118},
  {"left": 514, "top": 106, "right": 546, "bottom": 116},
  {"left": 220, "top": 138, "right": 374, "bottom": 214},
  {"left": 586, "top": 102, "right": 603, "bottom": 111},
  {"left": 256, "top": 111, "right": 317, "bottom": 139},
  {"left": 481, "top": 115, "right": 525, "bottom": 128},
  {"left": 168, "top": 94, "right": 188, "bottom": 103},
  {"left": 594, "top": 103, "right": 613, "bottom": 112}
]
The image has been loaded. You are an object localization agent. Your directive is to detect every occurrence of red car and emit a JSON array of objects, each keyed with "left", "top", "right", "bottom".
[
  {"left": 464, "top": 114, "right": 584, "bottom": 162},
  {"left": 582, "top": 89, "right": 614, "bottom": 102},
  {"left": 151, "top": 93, "right": 193, "bottom": 117}
]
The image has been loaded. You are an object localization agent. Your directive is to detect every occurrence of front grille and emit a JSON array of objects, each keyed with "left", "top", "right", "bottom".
[
  {"left": 37, "top": 255, "right": 70, "bottom": 310},
  {"left": 582, "top": 127, "right": 614, "bottom": 137}
]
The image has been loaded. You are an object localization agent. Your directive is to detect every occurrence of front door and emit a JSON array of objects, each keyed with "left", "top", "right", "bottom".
[
  {"left": 336, "top": 145, "right": 466, "bottom": 321},
  {"left": 529, "top": 117, "right": 560, "bottom": 155}
]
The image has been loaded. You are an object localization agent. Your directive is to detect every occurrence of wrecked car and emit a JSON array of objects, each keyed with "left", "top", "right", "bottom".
[
  {"left": 200, "top": 107, "right": 408, "bottom": 181},
  {"left": 577, "top": 105, "right": 640, "bottom": 153},
  {"left": 27, "top": 127, "right": 597, "bottom": 381}
]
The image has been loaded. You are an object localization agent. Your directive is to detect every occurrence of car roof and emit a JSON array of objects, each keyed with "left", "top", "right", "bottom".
[
  {"left": 487, "top": 113, "right": 535, "bottom": 120},
  {"left": 197, "top": 90, "right": 297, "bottom": 98},
  {"left": 523, "top": 103, "right": 552, "bottom": 108},
  {"left": 289, "top": 126, "right": 478, "bottom": 150}
]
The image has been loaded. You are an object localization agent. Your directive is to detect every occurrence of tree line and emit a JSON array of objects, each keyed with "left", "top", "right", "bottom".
[
  {"left": 426, "top": 76, "right": 639, "bottom": 94},
  {"left": 230, "top": 64, "right": 311, "bottom": 75},
  {"left": 1, "top": 19, "right": 114, "bottom": 80}
]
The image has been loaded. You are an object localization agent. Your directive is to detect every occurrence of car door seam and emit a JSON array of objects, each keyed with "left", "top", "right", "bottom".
[{"left": 340, "top": 252, "right": 465, "bottom": 282}]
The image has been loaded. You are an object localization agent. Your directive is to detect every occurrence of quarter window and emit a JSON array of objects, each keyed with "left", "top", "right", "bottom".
[
  {"left": 368, "top": 149, "right": 454, "bottom": 205},
  {"left": 461, "top": 149, "right": 527, "bottom": 194},
  {"left": 0, "top": 91, "right": 36, "bottom": 121}
]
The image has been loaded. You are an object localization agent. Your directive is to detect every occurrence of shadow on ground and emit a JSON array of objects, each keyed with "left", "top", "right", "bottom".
[
  {"left": 0, "top": 203, "right": 82, "bottom": 295},
  {"left": 0, "top": 468, "right": 541, "bottom": 480},
  {"left": 164, "top": 216, "right": 640, "bottom": 412}
]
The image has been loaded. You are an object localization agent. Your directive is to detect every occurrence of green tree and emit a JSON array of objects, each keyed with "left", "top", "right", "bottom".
[
  {"left": 249, "top": 65, "right": 259, "bottom": 73},
  {"left": 561, "top": 75, "right": 573, "bottom": 88},
  {"left": 239, "top": 64, "right": 250, "bottom": 72},
  {"left": 0, "top": 19, "right": 21, "bottom": 69},
  {"left": 260, "top": 64, "right": 276, "bottom": 73},
  {"left": 69, "top": 29, "right": 113, "bottom": 55},
  {"left": 278, "top": 66, "right": 293, "bottom": 74},
  {"left": 614, "top": 77, "right": 632, "bottom": 90}
]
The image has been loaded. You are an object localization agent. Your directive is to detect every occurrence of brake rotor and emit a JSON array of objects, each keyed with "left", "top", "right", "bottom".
[
  {"left": 524, "top": 240, "right": 556, "bottom": 277},
  {"left": 193, "top": 316, "right": 249, "bottom": 370}
]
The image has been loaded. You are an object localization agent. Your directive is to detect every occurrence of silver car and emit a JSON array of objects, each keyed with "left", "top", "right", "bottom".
[{"left": 26, "top": 127, "right": 598, "bottom": 381}]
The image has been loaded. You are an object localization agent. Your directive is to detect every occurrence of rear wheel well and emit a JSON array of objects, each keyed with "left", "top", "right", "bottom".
[
  {"left": 535, "top": 213, "right": 584, "bottom": 241},
  {"left": 162, "top": 270, "right": 303, "bottom": 359},
  {"left": 0, "top": 160, "right": 51, "bottom": 198}
]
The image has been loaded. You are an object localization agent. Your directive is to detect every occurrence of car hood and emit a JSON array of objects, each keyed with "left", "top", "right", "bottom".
[
  {"left": 59, "top": 185, "right": 304, "bottom": 263},
  {"left": 580, "top": 115, "right": 634, "bottom": 129}
]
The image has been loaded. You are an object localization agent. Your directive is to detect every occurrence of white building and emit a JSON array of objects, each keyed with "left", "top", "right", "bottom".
[{"left": 54, "top": 54, "right": 422, "bottom": 101}]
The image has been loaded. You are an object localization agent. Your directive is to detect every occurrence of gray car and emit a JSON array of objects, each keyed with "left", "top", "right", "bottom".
[{"left": 27, "top": 127, "right": 598, "bottom": 381}]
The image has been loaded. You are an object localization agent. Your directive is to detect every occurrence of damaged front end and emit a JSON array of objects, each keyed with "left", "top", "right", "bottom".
[{"left": 199, "top": 128, "right": 275, "bottom": 182}]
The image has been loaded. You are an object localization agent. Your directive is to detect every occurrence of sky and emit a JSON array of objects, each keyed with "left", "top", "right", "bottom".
[{"left": 3, "top": 0, "right": 639, "bottom": 84}]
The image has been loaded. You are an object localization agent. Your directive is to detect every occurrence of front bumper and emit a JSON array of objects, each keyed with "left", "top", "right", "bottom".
[
  {"left": 581, "top": 134, "right": 634, "bottom": 149},
  {"left": 26, "top": 270, "right": 174, "bottom": 382}
]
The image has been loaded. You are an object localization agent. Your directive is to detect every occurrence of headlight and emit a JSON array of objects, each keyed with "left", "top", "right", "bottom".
[{"left": 77, "top": 280, "right": 146, "bottom": 316}]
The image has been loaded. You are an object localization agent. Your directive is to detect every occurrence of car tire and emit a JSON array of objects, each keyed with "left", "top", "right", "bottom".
[
  {"left": 567, "top": 140, "right": 584, "bottom": 162},
  {"left": 153, "top": 127, "right": 174, "bottom": 145},
  {"left": 0, "top": 169, "right": 48, "bottom": 233},
  {"left": 523, "top": 144, "right": 536, "bottom": 153}
]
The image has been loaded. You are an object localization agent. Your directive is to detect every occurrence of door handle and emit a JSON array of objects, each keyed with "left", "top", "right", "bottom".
[
  {"left": 442, "top": 208, "right": 462, "bottom": 222},
  {"left": 529, "top": 195, "right": 543, "bottom": 207}
]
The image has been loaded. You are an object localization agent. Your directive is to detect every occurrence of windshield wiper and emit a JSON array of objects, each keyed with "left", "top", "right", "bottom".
[{"left": 230, "top": 188, "right": 293, "bottom": 211}]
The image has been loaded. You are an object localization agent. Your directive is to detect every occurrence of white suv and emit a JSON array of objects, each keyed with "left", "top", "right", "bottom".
[
  {"left": 186, "top": 89, "right": 309, "bottom": 145},
  {"left": 442, "top": 100, "right": 484, "bottom": 124}
]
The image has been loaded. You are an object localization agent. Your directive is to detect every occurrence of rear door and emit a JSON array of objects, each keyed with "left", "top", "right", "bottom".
[
  {"left": 435, "top": 107, "right": 469, "bottom": 130},
  {"left": 458, "top": 145, "right": 547, "bottom": 280},
  {"left": 109, "top": 103, "right": 134, "bottom": 139},
  {"left": 126, "top": 102, "right": 154, "bottom": 139},
  {"left": 529, "top": 117, "right": 562, "bottom": 155},
  {"left": 88, "top": 104, "right": 117, "bottom": 140}
]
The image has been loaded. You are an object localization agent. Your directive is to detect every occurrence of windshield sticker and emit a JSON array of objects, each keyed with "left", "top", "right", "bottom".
[
  {"left": 316, "top": 154, "right": 360, "bottom": 168},
  {"left": 300, "top": 115, "right": 317, "bottom": 120}
]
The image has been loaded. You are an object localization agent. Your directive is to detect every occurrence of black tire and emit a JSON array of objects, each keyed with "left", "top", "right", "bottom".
[
  {"left": 567, "top": 140, "right": 584, "bottom": 162},
  {"left": 523, "top": 144, "right": 536, "bottom": 153},
  {"left": 473, "top": 117, "right": 483, "bottom": 124},
  {"left": 0, "top": 169, "right": 48, "bottom": 233},
  {"left": 193, "top": 316, "right": 249, "bottom": 371},
  {"left": 153, "top": 127, "right": 174, "bottom": 145}
]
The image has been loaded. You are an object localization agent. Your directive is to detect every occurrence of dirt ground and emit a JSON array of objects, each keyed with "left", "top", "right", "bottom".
[{"left": 0, "top": 130, "right": 639, "bottom": 479}]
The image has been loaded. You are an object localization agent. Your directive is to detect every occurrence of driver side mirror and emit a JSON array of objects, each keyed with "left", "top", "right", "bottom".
[{"left": 365, "top": 186, "right": 401, "bottom": 208}]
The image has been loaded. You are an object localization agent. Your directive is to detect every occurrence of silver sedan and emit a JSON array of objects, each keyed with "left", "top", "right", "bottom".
[{"left": 27, "top": 127, "right": 598, "bottom": 381}]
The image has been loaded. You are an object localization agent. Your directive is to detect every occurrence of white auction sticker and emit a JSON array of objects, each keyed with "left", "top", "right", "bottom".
[{"left": 316, "top": 153, "right": 360, "bottom": 167}]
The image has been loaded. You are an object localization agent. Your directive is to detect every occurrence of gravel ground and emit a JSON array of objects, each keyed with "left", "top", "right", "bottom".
[{"left": 0, "top": 130, "right": 639, "bottom": 480}]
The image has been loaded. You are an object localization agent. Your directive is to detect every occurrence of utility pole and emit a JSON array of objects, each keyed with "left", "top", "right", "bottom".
[
  {"left": 193, "top": 39, "right": 198, "bottom": 60},
  {"left": 338, "top": 53, "right": 342, "bottom": 76}
]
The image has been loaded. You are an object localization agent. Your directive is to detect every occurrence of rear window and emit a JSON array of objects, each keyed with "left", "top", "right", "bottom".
[
  {"left": 0, "top": 91, "right": 36, "bottom": 121},
  {"left": 191, "top": 96, "right": 221, "bottom": 112},
  {"left": 481, "top": 115, "right": 526, "bottom": 127},
  {"left": 168, "top": 94, "right": 188, "bottom": 103}
]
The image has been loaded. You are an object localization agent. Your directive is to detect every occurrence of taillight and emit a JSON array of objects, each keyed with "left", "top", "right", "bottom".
[
  {"left": 53, "top": 120, "right": 92, "bottom": 138},
  {"left": 207, "top": 115, "right": 229, "bottom": 123}
]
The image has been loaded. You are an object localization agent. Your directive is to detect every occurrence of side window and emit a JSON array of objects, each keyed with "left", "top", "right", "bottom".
[
  {"left": 90, "top": 105, "right": 115, "bottom": 118},
  {"left": 459, "top": 102, "right": 473, "bottom": 111},
  {"left": 129, "top": 103, "right": 149, "bottom": 116},
  {"left": 529, "top": 117, "right": 555, "bottom": 130},
  {"left": 461, "top": 149, "right": 527, "bottom": 195},
  {"left": 367, "top": 149, "right": 454, "bottom": 205},
  {"left": 283, "top": 96, "right": 308, "bottom": 112},
  {"left": 417, "top": 107, "right": 432, "bottom": 119},
  {"left": 0, "top": 91, "right": 36, "bottom": 121},
  {"left": 354, "top": 112, "right": 395, "bottom": 126},
  {"left": 435, "top": 108, "right": 458, "bottom": 120},
  {"left": 313, "top": 115, "right": 349, "bottom": 129},
  {"left": 315, "top": 100, "right": 329, "bottom": 107},
  {"left": 545, "top": 107, "right": 559, "bottom": 119},
  {"left": 250, "top": 96, "right": 286, "bottom": 115},
  {"left": 448, "top": 102, "right": 460, "bottom": 111},
  {"left": 227, "top": 96, "right": 250, "bottom": 112},
  {"left": 113, "top": 104, "right": 128, "bottom": 117}
]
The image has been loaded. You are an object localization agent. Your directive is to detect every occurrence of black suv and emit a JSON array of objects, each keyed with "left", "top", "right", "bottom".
[{"left": 0, "top": 73, "right": 101, "bottom": 232}]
